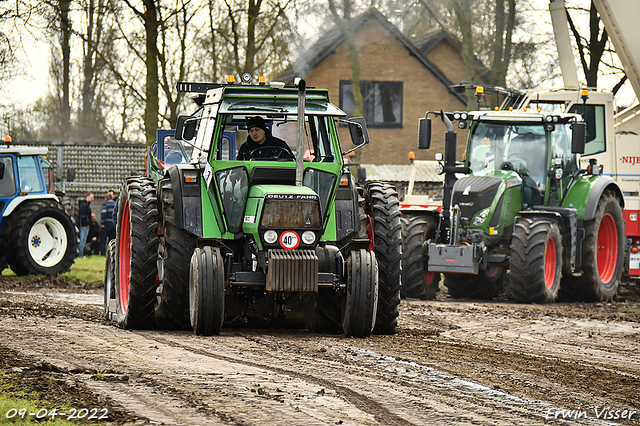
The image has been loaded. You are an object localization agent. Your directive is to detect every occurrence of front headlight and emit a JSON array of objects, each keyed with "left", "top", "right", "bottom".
[
  {"left": 554, "top": 167, "right": 563, "bottom": 180},
  {"left": 472, "top": 208, "right": 491, "bottom": 226},
  {"left": 302, "top": 231, "right": 316, "bottom": 245},
  {"left": 264, "top": 230, "right": 278, "bottom": 244}
]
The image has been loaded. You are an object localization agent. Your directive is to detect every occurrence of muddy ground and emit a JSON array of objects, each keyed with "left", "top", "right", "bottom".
[{"left": 0, "top": 275, "right": 639, "bottom": 425}]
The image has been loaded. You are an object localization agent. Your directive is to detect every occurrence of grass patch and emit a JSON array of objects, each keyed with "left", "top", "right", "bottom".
[
  {"left": 60, "top": 256, "right": 106, "bottom": 284},
  {"left": 1, "top": 255, "right": 105, "bottom": 284},
  {"left": 0, "top": 372, "right": 79, "bottom": 425},
  {"left": 618, "top": 306, "right": 640, "bottom": 314}
]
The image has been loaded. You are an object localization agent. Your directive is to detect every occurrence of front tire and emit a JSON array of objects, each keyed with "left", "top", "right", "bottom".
[
  {"left": 4, "top": 199, "right": 78, "bottom": 276},
  {"left": 562, "top": 191, "right": 624, "bottom": 302},
  {"left": 114, "top": 177, "right": 159, "bottom": 329},
  {"left": 190, "top": 246, "right": 225, "bottom": 336},
  {"left": 401, "top": 214, "right": 439, "bottom": 300},
  {"left": 342, "top": 249, "right": 378, "bottom": 338},
  {"left": 365, "top": 182, "right": 402, "bottom": 335},
  {"left": 508, "top": 218, "right": 562, "bottom": 303}
]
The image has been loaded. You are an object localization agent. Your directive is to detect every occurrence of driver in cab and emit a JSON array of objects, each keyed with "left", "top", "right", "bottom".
[{"left": 237, "top": 116, "right": 294, "bottom": 160}]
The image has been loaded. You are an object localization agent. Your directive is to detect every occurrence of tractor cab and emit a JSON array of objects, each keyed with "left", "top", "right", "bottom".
[{"left": 466, "top": 116, "right": 579, "bottom": 207}]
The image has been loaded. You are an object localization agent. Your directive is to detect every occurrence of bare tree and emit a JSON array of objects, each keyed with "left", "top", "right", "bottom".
[
  {"left": 205, "top": 0, "right": 297, "bottom": 79},
  {"left": 327, "top": 0, "right": 363, "bottom": 119}
]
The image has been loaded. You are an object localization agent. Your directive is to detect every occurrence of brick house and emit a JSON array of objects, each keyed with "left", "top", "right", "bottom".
[{"left": 279, "top": 8, "right": 491, "bottom": 168}]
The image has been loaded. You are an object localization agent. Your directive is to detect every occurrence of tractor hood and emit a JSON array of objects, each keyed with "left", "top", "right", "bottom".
[{"left": 450, "top": 171, "right": 523, "bottom": 234}]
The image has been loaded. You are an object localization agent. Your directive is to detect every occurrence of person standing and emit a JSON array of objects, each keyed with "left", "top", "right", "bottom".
[
  {"left": 99, "top": 191, "right": 117, "bottom": 255},
  {"left": 78, "top": 192, "right": 94, "bottom": 257}
]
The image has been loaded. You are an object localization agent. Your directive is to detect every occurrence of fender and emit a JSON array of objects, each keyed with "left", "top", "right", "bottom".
[
  {"left": 564, "top": 175, "right": 624, "bottom": 221},
  {"left": 166, "top": 165, "right": 203, "bottom": 237},
  {"left": 2, "top": 193, "right": 59, "bottom": 218},
  {"left": 583, "top": 176, "right": 624, "bottom": 221}
]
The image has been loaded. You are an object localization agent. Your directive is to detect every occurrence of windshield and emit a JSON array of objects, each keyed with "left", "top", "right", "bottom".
[
  {"left": 17, "top": 156, "right": 44, "bottom": 193},
  {"left": 468, "top": 123, "right": 548, "bottom": 188},
  {"left": 214, "top": 114, "right": 338, "bottom": 163}
]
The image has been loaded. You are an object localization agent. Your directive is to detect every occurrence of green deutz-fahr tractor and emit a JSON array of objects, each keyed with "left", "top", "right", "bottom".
[
  {"left": 105, "top": 78, "right": 402, "bottom": 337},
  {"left": 418, "top": 109, "right": 625, "bottom": 303}
]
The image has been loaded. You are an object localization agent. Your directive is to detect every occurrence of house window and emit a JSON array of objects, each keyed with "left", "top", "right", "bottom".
[{"left": 340, "top": 80, "right": 403, "bottom": 128}]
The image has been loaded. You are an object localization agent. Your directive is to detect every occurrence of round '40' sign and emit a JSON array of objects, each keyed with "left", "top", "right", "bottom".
[{"left": 280, "top": 231, "right": 300, "bottom": 250}]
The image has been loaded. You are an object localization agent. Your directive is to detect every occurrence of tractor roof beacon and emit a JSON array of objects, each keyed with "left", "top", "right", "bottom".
[
  {"left": 104, "top": 77, "right": 402, "bottom": 337},
  {"left": 0, "top": 141, "right": 78, "bottom": 276},
  {"left": 418, "top": 108, "right": 625, "bottom": 303}
]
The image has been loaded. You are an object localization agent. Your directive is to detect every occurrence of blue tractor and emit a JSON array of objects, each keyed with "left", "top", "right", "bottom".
[{"left": 0, "top": 138, "right": 78, "bottom": 275}]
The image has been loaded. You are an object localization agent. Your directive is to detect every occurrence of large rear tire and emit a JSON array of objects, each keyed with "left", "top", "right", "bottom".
[
  {"left": 561, "top": 191, "right": 624, "bottom": 302},
  {"left": 365, "top": 182, "right": 402, "bottom": 335},
  {"left": 4, "top": 199, "right": 78, "bottom": 276},
  {"left": 155, "top": 175, "right": 198, "bottom": 329},
  {"left": 342, "top": 249, "right": 378, "bottom": 338},
  {"left": 190, "top": 246, "right": 225, "bottom": 336},
  {"left": 400, "top": 214, "right": 439, "bottom": 300},
  {"left": 114, "top": 177, "right": 159, "bottom": 330},
  {"left": 508, "top": 218, "right": 562, "bottom": 303}
]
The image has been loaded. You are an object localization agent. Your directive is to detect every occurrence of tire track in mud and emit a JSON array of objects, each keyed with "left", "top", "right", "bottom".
[
  {"left": 1, "top": 289, "right": 638, "bottom": 425},
  {"left": 145, "top": 332, "right": 618, "bottom": 425},
  {"left": 147, "top": 333, "right": 412, "bottom": 426}
]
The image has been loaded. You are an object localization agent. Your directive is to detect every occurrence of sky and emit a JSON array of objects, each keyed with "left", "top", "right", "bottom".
[{"left": 3, "top": 0, "right": 638, "bottom": 110}]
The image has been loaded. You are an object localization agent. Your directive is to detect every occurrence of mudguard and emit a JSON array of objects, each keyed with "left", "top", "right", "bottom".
[
  {"left": 166, "top": 165, "right": 203, "bottom": 237},
  {"left": 583, "top": 176, "right": 624, "bottom": 221},
  {"left": 564, "top": 175, "right": 624, "bottom": 221}
]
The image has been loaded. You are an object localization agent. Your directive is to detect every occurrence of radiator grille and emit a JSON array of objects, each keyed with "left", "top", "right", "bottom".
[{"left": 267, "top": 249, "right": 318, "bottom": 292}]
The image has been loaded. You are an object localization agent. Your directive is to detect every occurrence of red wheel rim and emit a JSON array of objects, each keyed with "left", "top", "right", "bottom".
[
  {"left": 118, "top": 200, "right": 131, "bottom": 312},
  {"left": 424, "top": 270, "right": 435, "bottom": 284},
  {"left": 597, "top": 213, "right": 618, "bottom": 283},
  {"left": 545, "top": 236, "right": 557, "bottom": 289},
  {"left": 366, "top": 216, "right": 375, "bottom": 252}
]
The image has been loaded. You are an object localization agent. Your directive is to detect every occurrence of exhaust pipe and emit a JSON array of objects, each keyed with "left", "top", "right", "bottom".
[{"left": 296, "top": 79, "right": 306, "bottom": 186}]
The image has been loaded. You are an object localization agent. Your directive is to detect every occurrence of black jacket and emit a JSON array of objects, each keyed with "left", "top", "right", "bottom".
[
  {"left": 237, "top": 134, "right": 294, "bottom": 160},
  {"left": 78, "top": 199, "right": 92, "bottom": 227}
]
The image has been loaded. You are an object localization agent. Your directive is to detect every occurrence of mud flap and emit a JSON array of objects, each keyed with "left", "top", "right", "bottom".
[{"left": 427, "top": 243, "right": 481, "bottom": 274}]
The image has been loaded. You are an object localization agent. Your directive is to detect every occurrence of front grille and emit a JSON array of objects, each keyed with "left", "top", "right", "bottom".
[
  {"left": 261, "top": 195, "right": 322, "bottom": 228},
  {"left": 451, "top": 176, "right": 502, "bottom": 222},
  {"left": 267, "top": 249, "right": 318, "bottom": 292}
]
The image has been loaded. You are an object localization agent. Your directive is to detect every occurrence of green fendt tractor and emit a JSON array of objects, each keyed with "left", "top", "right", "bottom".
[
  {"left": 105, "top": 78, "right": 402, "bottom": 337},
  {"left": 418, "top": 109, "right": 625, "bottom": 303}
]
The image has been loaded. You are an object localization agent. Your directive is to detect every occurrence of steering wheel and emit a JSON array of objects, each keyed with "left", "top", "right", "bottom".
[{"left": 248, "top": 146, "right": 293, "bottom": 160}]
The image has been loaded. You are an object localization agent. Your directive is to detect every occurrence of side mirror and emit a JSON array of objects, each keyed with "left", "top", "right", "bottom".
[
  {"left": 176, "top": 115, "right": 196, "bottom": 141},
  {"left": 348, "top": 117, "right": 369, "bottom": 146},
  {"left": 571, "top": 122, "right": 586, "bottom": 154},
  {"left": 66, "top": 168, "right": 75, "bottom": 182},
  {"left": 0, "top": 162, "right": 4, "bottom": 180},
  {"left": 418, "top": 117, "right": 431, "bottom": 149}
]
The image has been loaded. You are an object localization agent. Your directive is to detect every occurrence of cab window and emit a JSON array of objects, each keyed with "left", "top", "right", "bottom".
[
  {"left": 17, "top": 156, "right": 44, "bottom": 193},
  {"left": 0, "top": 157, "right": 16, "bottom": 197},
  {"left": 569, "top": 104, "right": 606, "bottom": 155}
]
